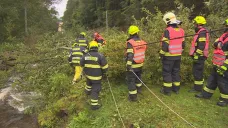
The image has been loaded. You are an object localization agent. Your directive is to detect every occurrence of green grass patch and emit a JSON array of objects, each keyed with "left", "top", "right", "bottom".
[{"left": 67, "top": 80, "right": 228, "bottom": 128}]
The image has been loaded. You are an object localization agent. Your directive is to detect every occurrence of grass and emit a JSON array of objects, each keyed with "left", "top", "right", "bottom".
[{"left": 67, "top": 77, "right": 228, "bottom": 128}]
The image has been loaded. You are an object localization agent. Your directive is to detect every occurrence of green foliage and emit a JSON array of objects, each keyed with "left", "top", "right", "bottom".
[{"left": 0, "top": 0, "right": 59, "bottom": 43}]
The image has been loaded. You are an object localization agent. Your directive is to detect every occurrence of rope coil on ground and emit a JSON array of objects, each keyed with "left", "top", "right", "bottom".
[{"left": 131, "top": 71, "right": 196, "bottom": 128}]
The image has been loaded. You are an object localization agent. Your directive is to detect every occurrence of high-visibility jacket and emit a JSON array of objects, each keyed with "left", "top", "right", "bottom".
[
  {"left": 127, "top": 39, "right": 147, "bottom": 64},
  {"left": 75, "top": 38, "right": 88, "bottom": 49},
  {"left": 212, "top": 32, "right": 228, "bottom": 66},
  {"left": 70, "top": 45, "right": 84, "bottom": 65},
  {"left": 80, "top": 50, "right": 108, "bottom": 81},
  {"left": 166, "top": 27, "right": 184, "bottom": 54},
  {"left": 189, "top": 27, "right": 209, "bottom": 57}
]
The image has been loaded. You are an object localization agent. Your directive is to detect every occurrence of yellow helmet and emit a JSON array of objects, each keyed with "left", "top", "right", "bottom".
[
  {"left": 89, "top": 41, "right": 98, "bottom": 49},
  {"left": 224, "top": 19, "right": 228, "bottom": 25},
  {"left": 80, "top": 32, "right": 86, "bottom": 36},
  {"left": 128, "top": 25, "right": 139, "bottom": 35},
  {"left": 163, "top": 12, "right": 179, "bottom": 25},
  {"left": 193, "top": 16, "right": 206, "bottom": 25}
]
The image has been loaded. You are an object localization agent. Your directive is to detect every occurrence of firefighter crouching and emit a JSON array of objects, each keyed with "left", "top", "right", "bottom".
[
  {"left": 195, "top": 19, "right": 228, "bottom": 107},
  {"left": 125, "top": 25, "right": 147, "bottom": 101},
  {"left": 80, "top": 41, "right": 108, "bottom": 110},
  {"left": 189, "top": 16, "right": 209, "bottom": 92},
  {"left": 159, "top": 12, "right": 185, "bottom": 96}
]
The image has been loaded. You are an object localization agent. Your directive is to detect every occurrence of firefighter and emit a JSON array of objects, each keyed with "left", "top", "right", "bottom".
[
  {"left": 75, "top": 32, "right": 89, "bottom": 50},
  {"left": 126, "top": 25, "right": 147, "bottom": 101},
  {"left": 159, "top": 12, "right": 185, "bottom": 96},
  {"left": 195, "top": 19, "right": 228, "bottom": 107},
  {"left": 80, "top": 41, "right": 108, "bottom": 110},
  {"left": 189, "top": 16, "right": 209, "bottom": 92},
  {"left": 69, "top": 32, "right": 88, "bottom": 83},
  {"left": 68, "top": 44, "right": 84, "bottom": 83},
  {"left": 94, "top": 32, "right": 106, "bottom": 46}
]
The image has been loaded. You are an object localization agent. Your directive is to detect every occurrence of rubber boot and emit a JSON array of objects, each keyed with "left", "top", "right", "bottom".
[
  {"left": 160, "top": 87, "right": 171, "bottom": 96},
  {"left": 128, "top": 94, "right": 137, "bottom": 102},
  {"left": 217, "top": 101, "right": 228, "bottom": 107},
  {"left": 195, "top": 93, "right": 210, "bottom": 99}
]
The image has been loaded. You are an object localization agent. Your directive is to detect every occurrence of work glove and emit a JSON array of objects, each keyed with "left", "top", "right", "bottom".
[
  {"left": 193, "top": 53, "right": 199, "bottom": 62},
  {"left": 82, "top": 49, "right": 88, "bottom": 54},
  {"left": 159, "top": 53, "right": 164, "bottom": 60},
  {"left": 126, "top": 65, "right": 133, "bottom": 72},
  {"left": 217, "top": 66, "right": 227, "bottom": 76},
  {"left": 158, "top": 50, "right": 165, "bottom": 60}
]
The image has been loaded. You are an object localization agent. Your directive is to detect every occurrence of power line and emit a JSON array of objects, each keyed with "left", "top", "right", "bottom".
[{"left": 132, "top": 27, "right": 227, "bottom": 47}]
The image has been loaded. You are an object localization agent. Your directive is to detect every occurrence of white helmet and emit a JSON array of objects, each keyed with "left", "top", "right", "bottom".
[{"left": 163, "top": 12, "right": 180, "bottom": 25}]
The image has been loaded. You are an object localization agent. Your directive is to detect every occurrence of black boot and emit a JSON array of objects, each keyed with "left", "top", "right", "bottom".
[
  {"left": 137, "top": 87, "right": 142, "bottom": 94},
  {"left": 160, "top": 87, "right": 171, "bottom": 96},
  {"left": 91, "top": 104, "right": 102, "bottom": 110},
  {"left": 128, "top": 94, "right": 137, "bottom": 102},
  {"left": 172, "top": 86, "right": 180, "bottom": 94},
  {"left": 217, "top": 101, "right": 228, "bottom": 107},
  {"left": 195, "top": 93, "right": 210, "bottom": 99},
  {"left": 188, "top": 85, "right": 202, "bottom": 93}
]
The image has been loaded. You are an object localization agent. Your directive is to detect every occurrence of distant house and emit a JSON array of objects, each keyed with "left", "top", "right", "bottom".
[{"left": 58, "top": 22, "right": 64, "bottom": 32}]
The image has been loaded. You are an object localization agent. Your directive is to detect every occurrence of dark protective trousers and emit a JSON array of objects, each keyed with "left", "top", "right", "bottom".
[
  {"left": 201, "top": 67, "right": 228, "bottom": 102},
  {"left": 192, "top": 57, "right": 206, "bottom": 91},
  {"left": 126, "top": 70, "right": 142, "bottom": 100},
  {"left": 162, "top": 59, "right": 181, "bottom": 93},
  {"left": 85, "top": 79, "right": 101, "bottom": 107}
]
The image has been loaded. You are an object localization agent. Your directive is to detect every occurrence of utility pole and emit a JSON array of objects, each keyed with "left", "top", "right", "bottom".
[
  {"left": 106, "top": 10, "right": 108, "bottom": 33},
  {"left": 24, "top": 0, "right": 28, "bottom": 36}
]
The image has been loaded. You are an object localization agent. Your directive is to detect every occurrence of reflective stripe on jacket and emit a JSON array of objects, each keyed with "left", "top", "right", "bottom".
[
  {"left": 127, "top": 39, "right": 147, "bottom": 64},
  {"left": 212, "top": 32, "right": 228, "bottom": 66},
  {"left": 71, "top": 46, "right": 83, "bottom": 64},
  {"left": 80, "top": 51, "right": 108, "bottom": 81},
  {"left": 76, "top": 38, "right": 88, "bottom": 48},
  {"left": 189, "top": 27, "right": 209, "bottom": 57}
]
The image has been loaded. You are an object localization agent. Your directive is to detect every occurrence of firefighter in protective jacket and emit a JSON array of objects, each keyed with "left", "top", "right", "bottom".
[
  {"left": 126, "top": 25, "right": 147, "bottom": 101},
  {"left": 80, "top": 41, "right": 108, "bottom": 110},
  {"left": 69, "top": 32, "right": 88, "bottom": 83},
  {"left": 195, "top": 19, "right": 228, "bottom": 107},
  {"left": 189, "top": 16, "right": 209, "bottom": 92},
  {"left": 159, "top": 12, "right": 185, "bottom": 96},
  {"left": 75, "top": 32, "right": 89, "bottom": 50}
]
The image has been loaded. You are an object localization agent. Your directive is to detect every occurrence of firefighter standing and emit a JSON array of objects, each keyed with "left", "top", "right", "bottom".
[
  {"left": 159, "top": 12, "right": 185, "bottom": 96},
  {"left": 126, "top": 25, "right": 147, "bottom": 101},
  {"left": 189, "top": 16, "right": 209, "bottom": 92},
  {"left": 94, "top": 32, "right": 106, "bottom": 46},
  {"left": 195, "top": 19, "right": 228, "bottom": 107},
  {"left": 75, "top": 32, "right": 89, "bottom": 50},
  {"left": 69, "top": 32, "right": 88, "bottom": 83},
  {"left": 80, "top": 41, "right": 108, "bottom": 110}
]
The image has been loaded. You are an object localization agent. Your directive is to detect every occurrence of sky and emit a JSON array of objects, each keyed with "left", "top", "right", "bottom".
[{"left": 53, "top": 0, "right": 68, "bottom": 18}]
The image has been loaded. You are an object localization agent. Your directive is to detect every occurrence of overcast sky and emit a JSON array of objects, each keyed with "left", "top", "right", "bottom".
[{"left": 53, "top": 0, "right": 68, "bottom": 18}]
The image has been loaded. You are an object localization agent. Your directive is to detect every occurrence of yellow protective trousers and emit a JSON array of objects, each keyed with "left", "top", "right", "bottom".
[{"left": 73, "top": 66, "right": 82, "bottom": 81}]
